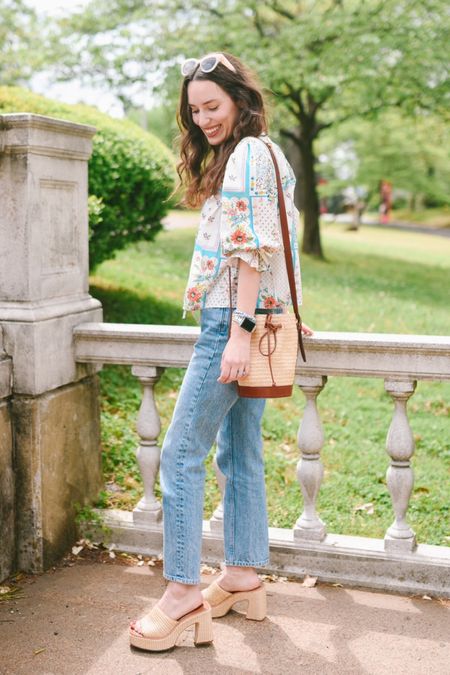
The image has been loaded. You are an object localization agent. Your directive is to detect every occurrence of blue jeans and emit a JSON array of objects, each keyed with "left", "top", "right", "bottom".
[{"left": 159, "top": 307, "right": 270, "bottom": 584}]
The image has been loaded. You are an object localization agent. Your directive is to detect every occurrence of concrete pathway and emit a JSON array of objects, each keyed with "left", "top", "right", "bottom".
[
  {"left": 1, "top": 554, "right": 449, "bottom": 675},
  {"left": 162, "top": 210, "right": 200, "bottom": 230}
]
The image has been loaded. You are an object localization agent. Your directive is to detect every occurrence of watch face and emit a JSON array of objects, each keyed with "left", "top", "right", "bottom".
[{"left": 241, "top": 316, "right": 256, "bottom": 332}]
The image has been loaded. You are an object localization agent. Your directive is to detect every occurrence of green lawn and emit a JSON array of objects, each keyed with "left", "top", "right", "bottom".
[
  {"left": 389, "top": 206, "right": 450, "bottom": 229},
  {"left": 89, "top": 219, "right": 450, "bottom": 546}
]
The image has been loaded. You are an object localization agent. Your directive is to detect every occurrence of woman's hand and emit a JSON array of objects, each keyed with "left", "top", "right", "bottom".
[
  {"left": 217, "top": 327, "right": 251, "bottom": 383},
  {"left": 301, "top": 322, "right": 314, "bottom": 336},
  {"left": 218, "top": 320, "right": 314, "bottom": 384}
]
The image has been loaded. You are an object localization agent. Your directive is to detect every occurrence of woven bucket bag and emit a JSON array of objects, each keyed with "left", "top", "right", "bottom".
[{"left": 228, "top": 138, "right": 306, "bottom": 399}]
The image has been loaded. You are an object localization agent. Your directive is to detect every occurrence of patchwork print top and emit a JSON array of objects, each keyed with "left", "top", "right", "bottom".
[{"left": 182, "top": 134, "right": 303, "bottom": 314}]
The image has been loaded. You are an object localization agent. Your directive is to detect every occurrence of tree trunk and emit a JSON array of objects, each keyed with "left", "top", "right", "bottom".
[
  {"left": 283, "top": 136, "right": 304, "bottom": 211},
  {"left": 281, "top": 120, "right": 324, "bottom": 258},
  {"left": 299, "top": 136, "right": 323, "bottom": 258}
]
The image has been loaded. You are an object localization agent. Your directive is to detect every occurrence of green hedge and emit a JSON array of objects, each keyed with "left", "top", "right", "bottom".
[{"left": 0, "top": 86, "right": 177, "bottom": 270}]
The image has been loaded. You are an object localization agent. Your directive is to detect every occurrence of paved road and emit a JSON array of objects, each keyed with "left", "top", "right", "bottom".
[
  {"left": 163, "top": 211, "right": 450, "bottom": 237},
  {"left": 1, "top": 559, "right": 449, "bottom": 674},
  {"left": 327, "top": 214, "right": 450, "bottom": 238}
]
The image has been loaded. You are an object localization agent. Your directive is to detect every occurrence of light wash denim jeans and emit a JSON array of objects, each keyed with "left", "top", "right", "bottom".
[{"left": 159, "top": 307, "right": 270, "bottom": 584}]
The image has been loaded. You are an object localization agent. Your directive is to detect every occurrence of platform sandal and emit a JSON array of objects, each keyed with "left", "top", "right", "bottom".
[
  {"left": 201, "top": 580, "right": 266, "bottom": 620},
  {"left": 129, "top": 600, "right": 213, "bottom": 651}
]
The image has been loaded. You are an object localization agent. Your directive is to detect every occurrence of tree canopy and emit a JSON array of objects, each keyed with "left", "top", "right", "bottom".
[
  {"left": 4, "top": 1, "right": 449, "bottom": 256},
  {"left": 0, "top": 0, "right": 41, "bottom": 84},
  {"left": 48, "top": 0, "right": 449, "bottom": 256}
]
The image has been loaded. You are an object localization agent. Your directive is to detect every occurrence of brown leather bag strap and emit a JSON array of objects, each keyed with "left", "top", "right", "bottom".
[
  {"left": 262, "top": 140, "right": 306, "bottom": 362},
  {"left": 228, "top": 263, "right": 233, "bottom": 338}
]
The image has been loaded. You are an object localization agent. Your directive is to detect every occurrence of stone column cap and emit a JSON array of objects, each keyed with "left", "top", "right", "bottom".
[{"left": 0, "top": 113, "right": 96, "bottom": 160}]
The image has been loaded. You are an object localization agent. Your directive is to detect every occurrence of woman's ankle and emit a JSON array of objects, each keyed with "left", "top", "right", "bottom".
[
  {"left": 223, "top": 565, "right": 258, "bottom": 577},
  {"left": 165, "top": 580, "right": 201, "bottom": 597}
]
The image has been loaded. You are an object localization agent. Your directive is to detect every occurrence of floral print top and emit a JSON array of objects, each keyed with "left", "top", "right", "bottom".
[{"left": 182, "top": 133, "right": 302, "bottom": 314}]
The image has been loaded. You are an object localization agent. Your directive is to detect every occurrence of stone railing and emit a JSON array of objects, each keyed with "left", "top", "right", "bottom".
[{"left": 73, "top": 323, "right": 450, "bottom": 597}]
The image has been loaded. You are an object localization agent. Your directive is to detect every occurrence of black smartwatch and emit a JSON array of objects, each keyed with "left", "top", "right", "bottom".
[{"left": 232, "top": 309, "right": 257, "bottom": 333}]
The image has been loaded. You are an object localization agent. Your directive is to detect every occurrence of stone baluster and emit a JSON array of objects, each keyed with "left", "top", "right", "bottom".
[
  {"left": 384, "top": 380, "right": 417, "bottom": 552},
  {"left": 294, "top": 376, "right": 327, "bottom": 542},
  {"left": 210, "top": 453, "right": 226, "bottom": 532},
  {"left": 131, "top": 366, "right": 165, "bottom": 526}
]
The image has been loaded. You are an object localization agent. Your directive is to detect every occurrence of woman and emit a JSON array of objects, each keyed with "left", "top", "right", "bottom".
[{"left": 129, "top": 51, "right": 313, "bottom": 651}]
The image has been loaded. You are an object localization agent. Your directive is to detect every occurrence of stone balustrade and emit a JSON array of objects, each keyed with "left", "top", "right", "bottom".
[{"left": 73, "top": 322, "right": 450, "bottom": 597}]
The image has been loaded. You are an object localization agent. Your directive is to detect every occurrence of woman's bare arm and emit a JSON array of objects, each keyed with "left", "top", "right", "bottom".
[
  {"left": 217, "top": 260, "right": 259, "bottom": 384},
  {"left": 217, "top": 259, "right": 314, "bottom": 384}
]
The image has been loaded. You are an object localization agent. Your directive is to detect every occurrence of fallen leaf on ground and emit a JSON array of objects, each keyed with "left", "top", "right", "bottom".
[
  {"left": 258, "top": 573, "right": 288, "bottom": 583},
  {"left": 0, "top": 586, "right": 25, "bottom": 602},
  {"left": 86, "top": 541, "right": 99, "bottom": 550},
  {"left": 354, "top": 502, "right": 374, "bottom": 515},
  {"left": 71, "top": 546, "right": 83, "bottom": 556},
  {"left": 301, "top": 575, "right": 318, "bottom": 587},
  {"left": 200, "top": 564, "right": 219, "bottom": 574}
]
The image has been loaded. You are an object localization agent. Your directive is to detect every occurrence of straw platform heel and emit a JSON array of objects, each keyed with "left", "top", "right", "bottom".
[
  {"left": 129, "top": 601, "right": 213, "bottom": 651},
  {"left": 201, "top": 580, "right": 266, "bottom": 620}
]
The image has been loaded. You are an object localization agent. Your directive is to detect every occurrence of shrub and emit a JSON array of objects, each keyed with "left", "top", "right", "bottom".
[{"left": 0, "top": 86, "right": 177, "bottom": 270}]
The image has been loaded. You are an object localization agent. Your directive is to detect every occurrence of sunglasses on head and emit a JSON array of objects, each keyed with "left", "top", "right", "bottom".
[{"left": 180, "top": 53, "right": 236, "bottom": 78}]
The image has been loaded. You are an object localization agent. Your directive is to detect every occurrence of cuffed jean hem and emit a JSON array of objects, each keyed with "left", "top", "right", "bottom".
[
  {"left": 163, "top": 572, "right": 201, "bottom": 585},
  {"left": 224, "top": 559, "right": 270, "bottom": 568}
]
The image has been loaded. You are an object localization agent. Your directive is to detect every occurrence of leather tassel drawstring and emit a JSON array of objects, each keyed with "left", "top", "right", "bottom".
[{"left": 258, "top": 315, "right": 282, "bottom": 386}]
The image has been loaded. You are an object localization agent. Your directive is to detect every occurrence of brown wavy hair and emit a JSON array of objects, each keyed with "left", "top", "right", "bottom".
[{"left": 173, "top": 52, "right": 270, "bottom": 208}]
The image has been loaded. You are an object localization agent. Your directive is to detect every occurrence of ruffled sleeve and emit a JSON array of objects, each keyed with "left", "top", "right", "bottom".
[{"left": 220, "top": 137, "right": 282, "bottom": 272}]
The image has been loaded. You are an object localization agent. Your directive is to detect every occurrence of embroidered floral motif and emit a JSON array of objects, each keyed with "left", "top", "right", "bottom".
[
  {"left": 263, "top": 295, "right": 279, "bottom": 308},
  {"left": 200, "top": 256, "right": 217, "bottom": 275},
  {"left": 186, "top": 285, "right": 204, "bottom": 304},
  {"left": 222, "top": 196, "right": 250, "bottom": 222},
  {"left": 230, "top": 227, "right": 252, "bottom": 246}
]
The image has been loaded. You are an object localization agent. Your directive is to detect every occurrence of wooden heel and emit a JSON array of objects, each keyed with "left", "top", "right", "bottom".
[
  {"left": 245, "top": 585, "right": 267, "bottom": 621},
  {"left": 194, "top": 612, "right": 214, "bottom": 645}
]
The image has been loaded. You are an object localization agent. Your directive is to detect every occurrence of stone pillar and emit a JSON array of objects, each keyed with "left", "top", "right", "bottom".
[
  {"left": 0, "top": 327, "right": 14, "bottom": 581},
  {"left": 0, "top": 113, "right": 103, "bottom": 572}
]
